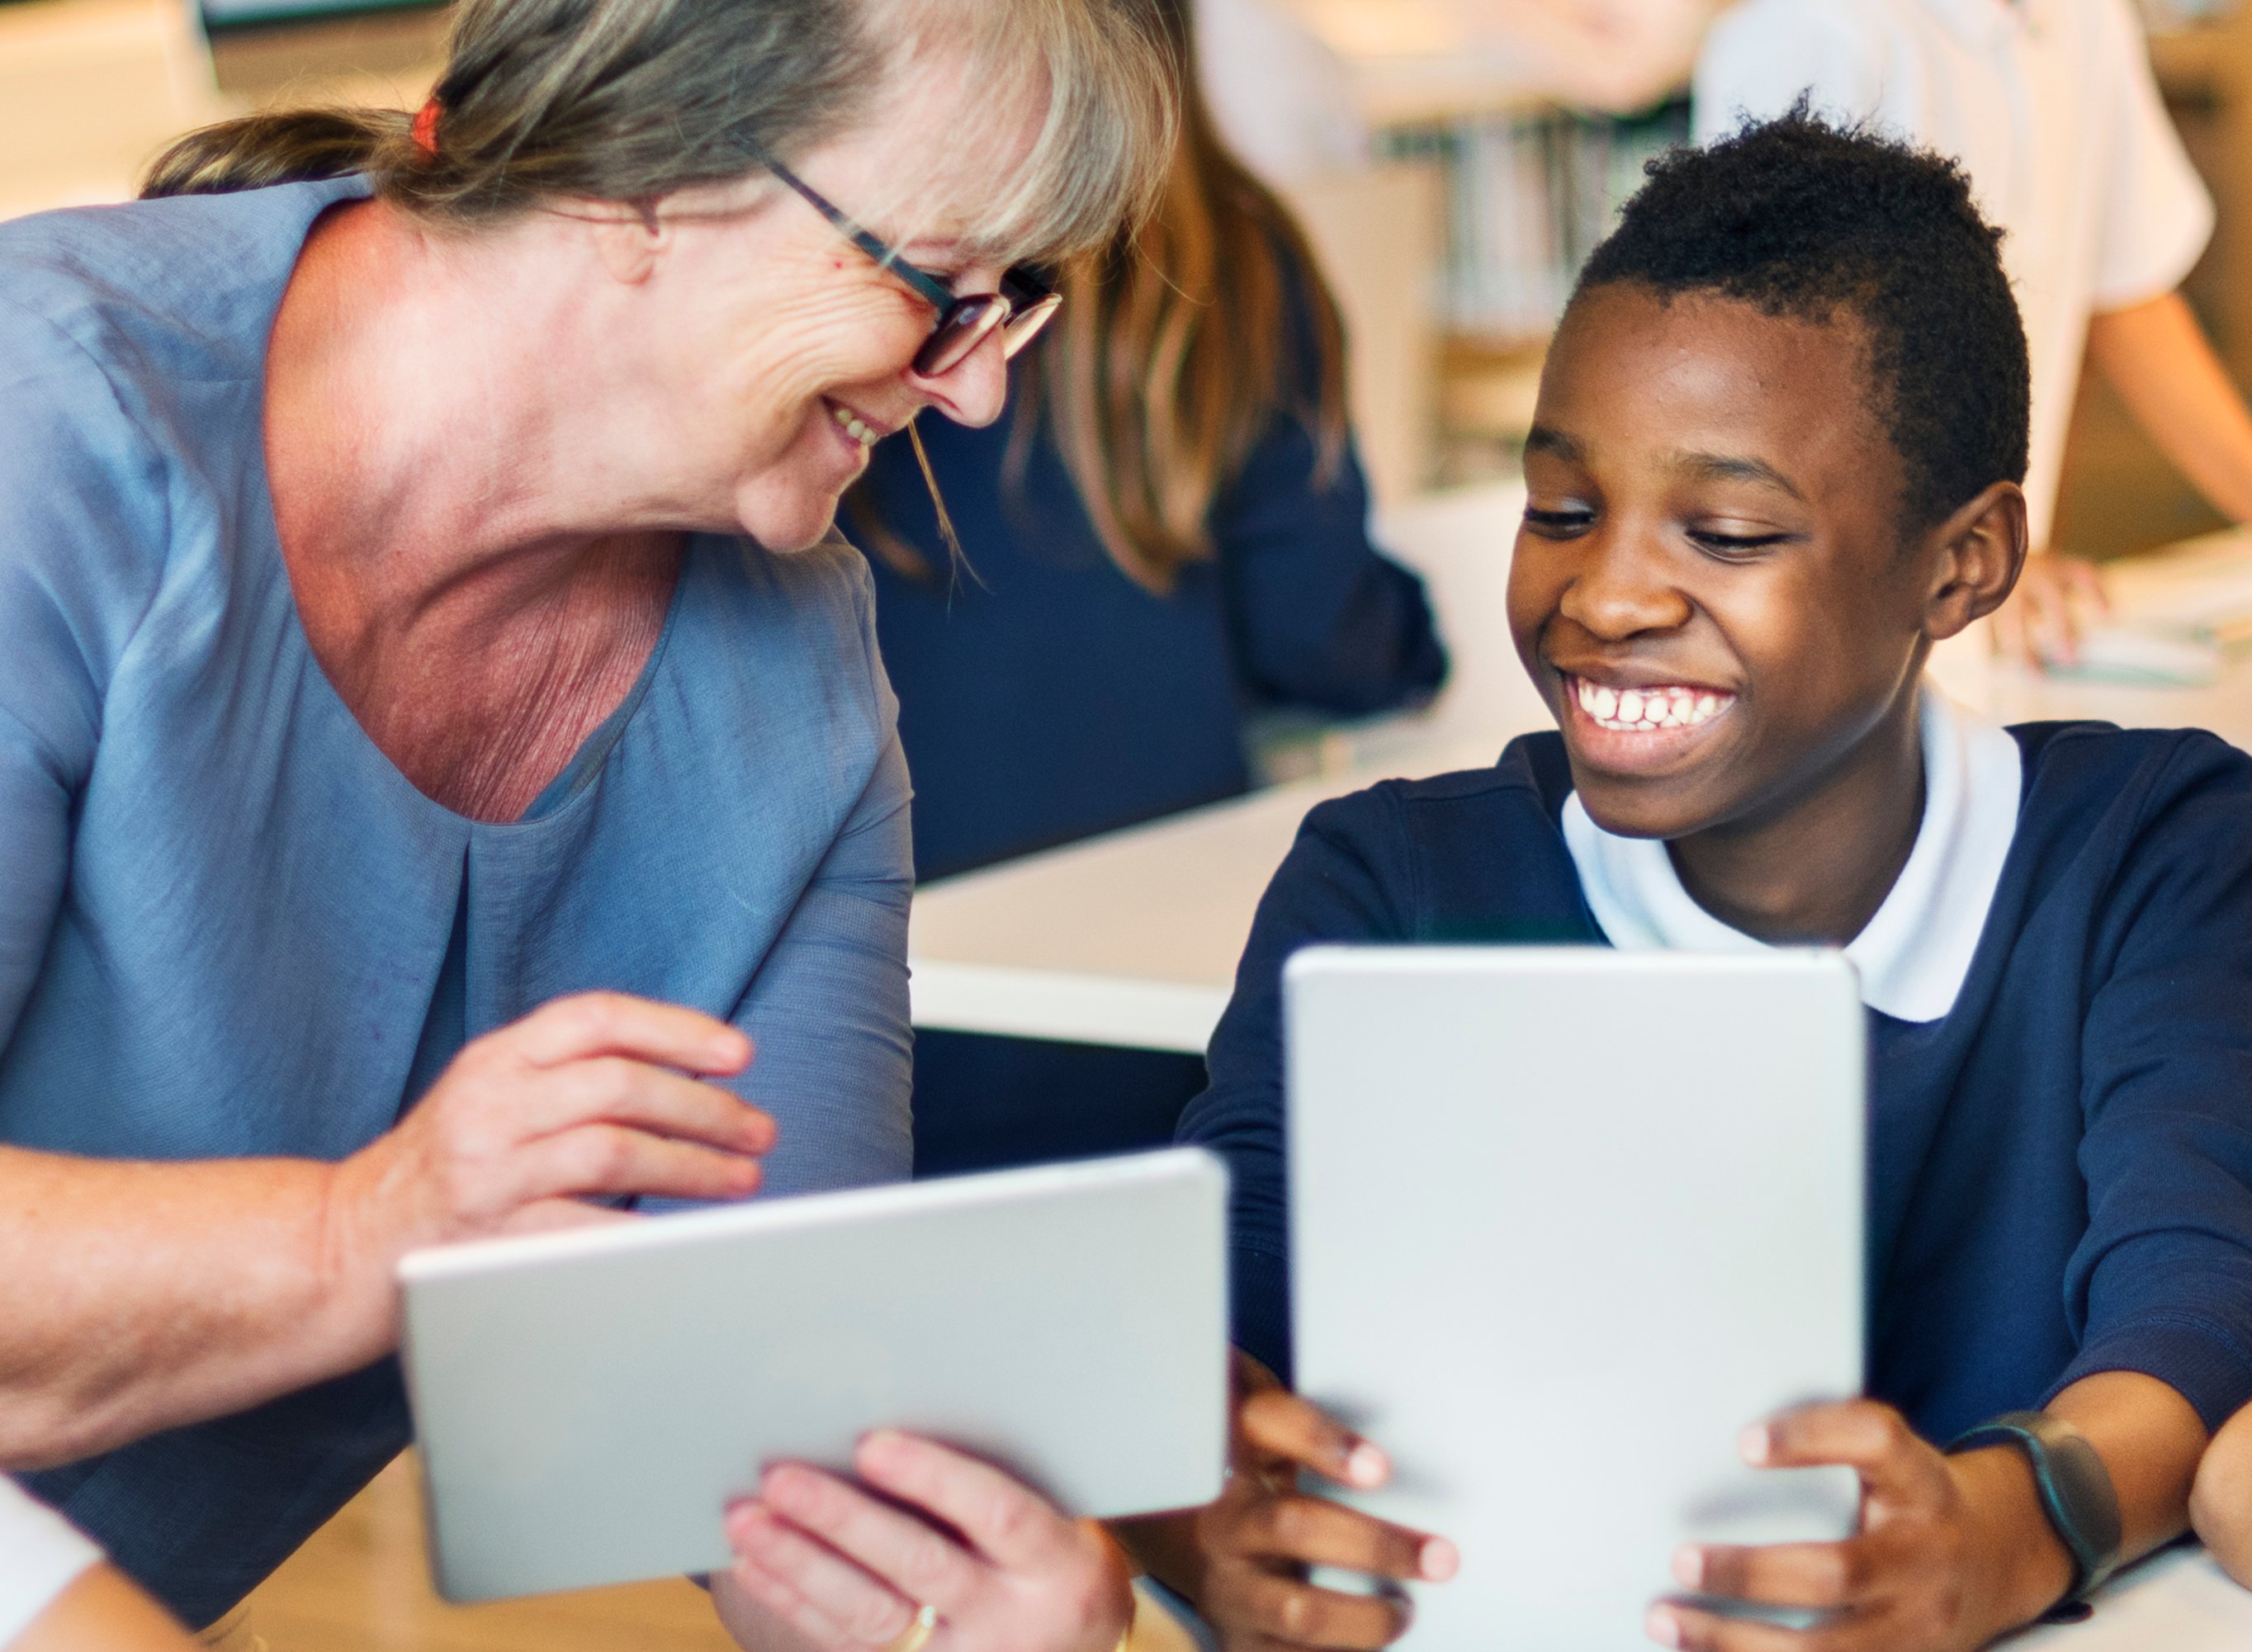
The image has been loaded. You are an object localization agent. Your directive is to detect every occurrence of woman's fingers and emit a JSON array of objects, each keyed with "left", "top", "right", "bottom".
[
  {"left": 1239, "top": 1392, "right": 1390, "bottom": 1489},
  {"left": 726, "top": 1547, "right": 873, "bottom": 1652},
  {"left": 727, "top": 1503, "right": 920, "bottom": 1646},
  {"left": 532, "top": 1058, "right": 775, "bottom": 1154},
  {"left": 852, "top": 1429, "right": 1080, "bottom": 1575},
  {"left": 508, "top": 1122, "right": 764, "bottom": 1205},
  {"left": 1214, "top": 1565, "right": 1413, "bottom": 1650},
  {"left": 1216, "top": 1490, "right": 1452, "bottom": 1583},
  {"left": 761, "top": 1460, "right": 986, "bottom": 1616},
  {"left": 504, "top": 991, "right": 752, "bottom": 1075}
]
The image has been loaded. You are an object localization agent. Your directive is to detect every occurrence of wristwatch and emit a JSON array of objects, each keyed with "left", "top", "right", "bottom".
[{"left": 1944, "top": 1410, "right": 2122, "bottom": 1620}]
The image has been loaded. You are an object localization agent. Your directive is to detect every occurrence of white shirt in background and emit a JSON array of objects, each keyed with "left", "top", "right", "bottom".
[
  {"left": 0, "top": 1476, "right": 102, "bottom": 1646},
  {"left": 1195, "top": 0, "right": 1371, "bottom": 184},
  {"left": 1691, "top": 0, "right": 2214, "bottom": 547},
  {"left": 1564, "top": 688, "right": 2024, "bottom": 1024}
]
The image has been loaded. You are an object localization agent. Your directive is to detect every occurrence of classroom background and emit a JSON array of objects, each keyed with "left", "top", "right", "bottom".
[{"left": 8, "top": 0, "right": 2252, "bottom": 1645}]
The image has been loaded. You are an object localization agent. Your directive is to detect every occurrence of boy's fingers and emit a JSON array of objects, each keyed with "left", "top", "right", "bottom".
[
  {"left": 1216, "top": 1567, "right": 1412, "bottom": 1650},
  {"left": 1240, "top": 1392, "right": 1389, "bottom": 1488},
  {"left": 1746, "top": 1403, "right": 1949, "bottom": 1505},
  {"left": 1679, "top": 1527, "right": 1913, "bottom": 1611},
  {"left": 1217, "top": 1493, "right": 1451, "bottom": 1582}
]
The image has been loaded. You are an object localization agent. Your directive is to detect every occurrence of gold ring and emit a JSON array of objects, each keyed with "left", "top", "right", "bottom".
[{"left": 885, "top": 1602, "right": 939, "bottom": 1652}]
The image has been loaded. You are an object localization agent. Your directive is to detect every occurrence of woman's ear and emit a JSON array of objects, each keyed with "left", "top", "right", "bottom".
[
  {"left": 589, "top": 198, "right": 668, "bottom": 285},
  {"left": 1920, "top": 480, "right": 2028, "bottom": 642}
]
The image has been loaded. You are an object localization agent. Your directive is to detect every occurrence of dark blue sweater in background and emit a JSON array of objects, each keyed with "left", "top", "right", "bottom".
[
  {"left": 1178, "top": 723, "right": 2252, "bottom": 1441},
  {"left": 858, "top": 344, "right": 1445, "bottom": 1176},
  {"left": 859, "top": 400, "right": 1445, "bottom": 883}
]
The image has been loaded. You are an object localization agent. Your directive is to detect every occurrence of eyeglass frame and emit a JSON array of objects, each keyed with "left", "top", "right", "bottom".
[{"left": 749, "top": 146, "right": 1062, "bottom": 379}]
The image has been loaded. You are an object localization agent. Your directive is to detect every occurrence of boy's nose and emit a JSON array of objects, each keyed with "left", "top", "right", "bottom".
[{"left": 1556, "top": 534, "right": 1695, "bottom": 640}]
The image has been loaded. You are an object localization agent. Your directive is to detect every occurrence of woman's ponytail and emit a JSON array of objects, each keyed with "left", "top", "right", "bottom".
[{"left": 141, "top": 107, "right": 415, "bottom": 201}]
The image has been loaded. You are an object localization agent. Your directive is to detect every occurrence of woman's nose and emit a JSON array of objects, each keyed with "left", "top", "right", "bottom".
[{"left": 911, "top": 329, "right": 1010, "bottom": 429}]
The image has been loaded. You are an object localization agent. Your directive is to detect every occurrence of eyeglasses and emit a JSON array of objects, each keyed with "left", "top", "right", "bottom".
[{"left": 756, "top": 152, "right": 1062, "bottom": 378}]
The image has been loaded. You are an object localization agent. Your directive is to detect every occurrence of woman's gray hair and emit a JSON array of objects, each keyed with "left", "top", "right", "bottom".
[{"left": 143, "top": 0, "right": 1176, "bottom": 265}]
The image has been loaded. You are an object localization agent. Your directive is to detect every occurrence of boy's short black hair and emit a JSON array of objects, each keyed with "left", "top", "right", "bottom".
[{"left": 1576, "top": 106, "right": 2030, "bottom": 533}]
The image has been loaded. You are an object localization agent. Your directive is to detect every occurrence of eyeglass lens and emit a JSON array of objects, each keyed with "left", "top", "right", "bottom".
[{"left": 911, "top": 290, "right": 1063, "bottom": 377}]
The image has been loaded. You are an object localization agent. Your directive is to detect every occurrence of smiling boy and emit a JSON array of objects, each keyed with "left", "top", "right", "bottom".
[{"left": 1158, "top": 113, "right": 2252, "bottom": 1651}]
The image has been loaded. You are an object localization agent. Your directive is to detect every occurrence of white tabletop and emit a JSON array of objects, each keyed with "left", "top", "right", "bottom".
[
  {"left": 2013, "top": 1545, "right": 2252, "bottom": 1647},
  {"left": 906, "top": 498, "right": 2252, "bottom": 1053}
]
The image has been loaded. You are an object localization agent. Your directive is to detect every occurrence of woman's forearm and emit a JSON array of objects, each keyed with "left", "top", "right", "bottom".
[
  {"left": 0, "top": 1147, "right": 384, "bottom": 1470},
  {"left": 2088, "top": 292, "right": 2252, "bottom": 524}
]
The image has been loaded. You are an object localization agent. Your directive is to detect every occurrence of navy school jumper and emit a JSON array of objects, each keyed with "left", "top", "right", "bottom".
[
  {"left": 857, "top": 294, "right": 1445, "bottom": 1176},
  {"left": 1177, "top": 723, "right": 2252, "bottom": 1441}
]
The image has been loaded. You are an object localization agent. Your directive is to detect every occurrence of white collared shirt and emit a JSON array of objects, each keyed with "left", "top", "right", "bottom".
[
  {"left": 1691, "top": 0, "right": 2212, "bottom": 549},
  {"left": 1562, "top": 689, "right": 2023, "bottom": 1023}
]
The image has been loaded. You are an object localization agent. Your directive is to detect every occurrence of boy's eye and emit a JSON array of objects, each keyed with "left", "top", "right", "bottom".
[
  {"left": 1524, "top": 506, "right": 1596, "bottom": 537},
  {"left": 1687, "top": 527, "right": 1793, "bottom": 556}
]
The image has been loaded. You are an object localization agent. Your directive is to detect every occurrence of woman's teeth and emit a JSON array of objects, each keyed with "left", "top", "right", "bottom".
[
  {"left": 830, "top": 404, "right": 878, "bottom": 447},
  {"left": 1573, "top": 677, "right": 1729, "bottom": 731}
]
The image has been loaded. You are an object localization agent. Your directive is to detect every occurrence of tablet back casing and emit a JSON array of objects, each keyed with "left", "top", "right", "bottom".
[
  {"left": 400, "top": 1148, "right": 1228, "bottom": 1602},
  {"left": 1287, "top": 947, "right": 1864, "bottom": 1650}
]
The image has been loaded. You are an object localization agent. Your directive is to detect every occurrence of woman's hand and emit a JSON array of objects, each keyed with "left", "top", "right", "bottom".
[
  {"left": 1186, "top": 1362, "right": 1458, "bottom": 1650},
  {"left": 716, "top": 1430, "right": 1133, "bottom": 1652},
  {"left": 1647, "top": 1400, "right": 2073, "bottom": 1652},
  {"left": 1991, "top": 552, "right": 2108, "bottom": 669},
  {"left": 324, "top": 992, "right": 769, "bottom": 1320}
]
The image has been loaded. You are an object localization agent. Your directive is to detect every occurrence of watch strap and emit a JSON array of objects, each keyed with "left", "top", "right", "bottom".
[{"left": 1944, "top": 1409, "right": 2122, "bottom": 1610}]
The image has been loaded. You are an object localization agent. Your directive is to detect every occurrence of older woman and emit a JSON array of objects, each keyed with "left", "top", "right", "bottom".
[{"left": 0, "top": 0, "right": 1171, "bottom": 1645}]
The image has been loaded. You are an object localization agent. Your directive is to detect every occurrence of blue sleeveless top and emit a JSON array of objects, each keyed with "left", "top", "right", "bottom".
[{"left": 0, "top": 178, "right": 913, "bottom": 1625}]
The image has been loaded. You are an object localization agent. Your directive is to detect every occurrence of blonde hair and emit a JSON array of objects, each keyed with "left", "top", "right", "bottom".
[
  {"left": 143, "top": 0, "right": 1175, "bottom": 268},
  {"left": 854, "top": 0, "right": 1346, "bottom": 593}
]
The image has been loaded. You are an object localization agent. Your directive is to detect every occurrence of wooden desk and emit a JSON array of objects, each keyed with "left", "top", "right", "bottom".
[{"left": 907, "top": 512, "right": 2252, "bottom": 1054}]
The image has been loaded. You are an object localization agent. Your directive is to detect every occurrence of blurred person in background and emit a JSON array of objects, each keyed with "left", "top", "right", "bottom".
[
  {"left": 1694, "top": 0, "right": 2252, "bottom": 665},
  {"left": 0, "top": 0, "right": 1179, "bottom": 1643},
  {"left": 853, "top": 0, "right": 1447, "bottom": 1177}
]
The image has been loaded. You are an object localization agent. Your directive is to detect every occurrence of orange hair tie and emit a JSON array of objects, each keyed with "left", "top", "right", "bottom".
[{"left": 411, "top": 97, "right": 442, "bottom": 156}]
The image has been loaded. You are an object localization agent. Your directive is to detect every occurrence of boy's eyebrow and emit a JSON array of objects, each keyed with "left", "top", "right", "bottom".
[
  {"left": 1523, "top": 425, "right": 1583, "bottom": 462},
  {"left": 1677, "top": 450, "right": 1806, "bottom": 501}
]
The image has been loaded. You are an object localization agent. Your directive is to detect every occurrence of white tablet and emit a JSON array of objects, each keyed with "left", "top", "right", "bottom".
[
  {"left": 1286, "top": 947, "right": 1865, "bottom": 1650},
  {"left": 399, "top": 1148, "right": 1230, "bottom": 1602}
]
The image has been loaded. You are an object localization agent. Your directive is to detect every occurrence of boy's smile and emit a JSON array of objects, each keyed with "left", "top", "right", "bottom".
[{"left": 1509, "top": 282, "right": 2025, "bottom": 944}]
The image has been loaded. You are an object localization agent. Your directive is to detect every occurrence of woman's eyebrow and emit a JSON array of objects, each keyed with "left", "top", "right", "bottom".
[{"left": 1677, "top": 450, "right": 1805, "bottom": 501}]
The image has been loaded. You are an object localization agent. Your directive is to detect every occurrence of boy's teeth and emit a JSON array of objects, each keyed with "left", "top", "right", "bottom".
[
  {"left": 829, "top": 404, "right": 878, "bottom": 447},
  {"left": 1573, "top": 677, "right": 1731, "bottom": 731}
]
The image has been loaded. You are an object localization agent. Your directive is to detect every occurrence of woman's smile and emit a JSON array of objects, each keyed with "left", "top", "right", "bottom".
[{"left": 823, "top": 396, "right": 888, "bottom": 448}]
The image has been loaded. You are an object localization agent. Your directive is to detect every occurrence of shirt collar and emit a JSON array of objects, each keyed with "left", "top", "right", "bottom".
[{"left": 1560, "top": 687, "right": 2023, "bottom": 1023}]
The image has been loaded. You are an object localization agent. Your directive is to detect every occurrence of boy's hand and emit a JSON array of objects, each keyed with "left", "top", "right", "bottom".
[
  {"left": 2190, "top": 1398, "right": 2252, "bottom": 1588},
  {"left": 1644, "top": 1399, "right": 2072, "bottom": 1652},
  {"left": 1191, "top": 1361, "right": 1458, "bottom": 1650}
]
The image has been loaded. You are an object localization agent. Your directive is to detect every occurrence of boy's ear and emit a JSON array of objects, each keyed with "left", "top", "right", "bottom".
[{"left": 1920, "top": 480, "right": 2028, "bottom": 642}]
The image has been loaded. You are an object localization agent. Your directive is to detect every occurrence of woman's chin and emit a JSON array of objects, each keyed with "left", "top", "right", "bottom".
[{"left": 736, "top": 493, "right": 845, "bottom": 554}]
